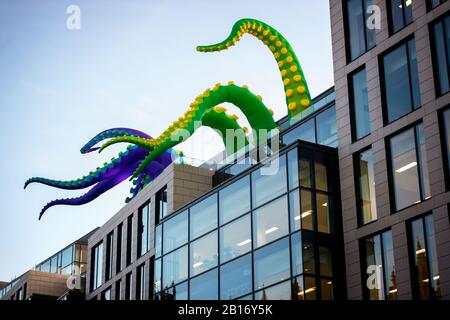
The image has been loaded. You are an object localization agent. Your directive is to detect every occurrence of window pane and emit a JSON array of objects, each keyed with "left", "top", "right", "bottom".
[
  {"left": 443, "top": 109, "right": 450, "bottom": 182},
  {"left": 357, "top": 148, "right": 378, "bottom": 224},
  {"left": 138, "top": 203, "right": 149, "bottom": 257},
  {"left": 253, "top": 196, "right": 289, "bottom": 248},
  {"left": 190, "top": 268, "right": 218, "bottom": 300},
  {"left": 315, "top": 154, "right": 329, "bottom": 192},
  {"left": 175, "top": 281, "right": 189, "bottom": 300},
  {"left": 321, "top": 278, "right": 334, "bottom": 300},
  {"left": 190, "top": 232, "right": 218, "bottom": 277},
  {"left": 219, "top": 176, "right": 250, "bottom": 225},
  {"left": 304, "top": 276, "right": 317, "bottom": 300},
  {"left": 291, "top": 232, "right": 303, "bottom": 277},
  {"left": 416, "top": 124, "right": 431, "bottom": 200},
  {"left": 50, "top": 255, "right": 58, "bottom": 273},
  {"left": 220, "top": 254, "right": 252, "bottom": 300},
  {"left": 255, "top": 281, "right": 291, "bottom": 300},
  {"left": 254, "top": 238, "right": 290, "bottom": 290},
  {"left": 364, "top": 0, "right": 376, "bottom": 49},
  {"left": 61, "top": 245, "right": 73, "bottom": 268},
  {"left": 301, "top": 190, "right": 314, "bottom": 231},
  {"left": 190, "top": 194, "right": 217, "bottom": 240},
  {"left": 362, "top": 235, "right": 385, "bottom": 300},
  {"left": 382, "top": 231, "right": 398, "bottom": 300},
  {"left": 303, "top": 241, "right": 316, "bottom": 274},
  {"left": 163, "top": 245, "right": 188, "bottom": 288},
  {"left": 390, "top": 0, "right": 405, "bottom": 33},
  {"left": 155, "top": 224, "right": 162, "bottom": 258},
  {"left": 292, "top": 276, "right": 305, "bottom": 300},
  {"left": 163, "top": 211, "right": 188, "bottom": 254},
  {"left": 299, "top": 152, "right": 312, "bottom": 188},
  {"left": 319, "top": 246, "right": 333, "bottom": 277},
  {"left": 351, "top": 68, "right": 371, "bottom": 139},
  {"left": 433, "top": 19, "right": 450, "bottom": 96},
  {"left": 289, "top": 190, "right": 301, "bottom": 232},
  {"left": 288, "top": 149, "right": 299, "bottom": 190},
  {"left": 424, "top": 215, "right": 441, "bottom": 298},
  {"left": 408, "top": 39, "right": 421, "bottom": 109},
  {"left": 282, "top": 118, "right": 316, "bottom": 145},
  {"left": 220, "top": 214, "right": 251, "bottom": 263},
  {"left": 346, "top": 0, "right": 367, "bottom": 60},
  {"left": 316, "top": 107, "right": 337, "bottom": 147},
  {"left": 411, "top": 218, "right": 431, "bottom": 299},
  {"left": 383, "top": 41, "right": 418, "bottom": 122},
  {"left": 317, "top": 193, "right": 331, "bottom": 234},
  {"left": 252, "top": 155, "right": 287, "bottom": 208},
  {"left": 154, "top": 258, "right": 161, "bottom": 293},
  {"left": 390, "top": 127, "right": 421, "bottom": 210}
]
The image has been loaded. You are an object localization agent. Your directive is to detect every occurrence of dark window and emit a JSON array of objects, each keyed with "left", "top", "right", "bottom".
[
  {"left": 431, "top": 14, "right": 450, "bottom": 97},
  {"left": 137, "top": 202, "right": 150, "bottom": 257},
  {"left": 381, "top": 38, "right": 421, "bottom": 123},
  {"left": 355, "top": 148, "right": 377, "bottom": 225},
  {"left": 90, "top": 241, "right": 103, "bottom": 291},
  {"left": 349, "top": 68, "right": 371, "bottom": 140},
  {"left": 105, "top": 231, "right": 113, "bottom": 281},
  {"left": 125, "top": 272, "right": 132, "bottom": 300},
  {"left": 361, "top": 230, "right": 397, "bottom": 300},
  {"left": 388, "top": 124, "right": 430, "bottom": 211},
  {"left": 344, "top": 0, "right": 376, "bottom": 61},
  {"left": 136, "top": 263, "right": 146, "bottom": 300},
  {"left": 408, "top": 214, "right": 441, "bottom": 299},
  {"left": 441, "top": 108, "right": 450, "bottom": 187},
  {"left": 116, "top": 223, "right": 123, "bottom": 274},
  {"left": 126, "top": 214, "right": 133, "bottom": 266},
  {"left": 428, "top": 0, "right": 448, "bottom": 10},
  {"left": 115, "top": 279, "right": 121, "bottom": 300},
  {"left": 388, "top": 0, "right": 413, "bottom": 34},
  {"left": 156, "top": 186, "right": 168, "bottom": 223},
  {"left": 256, "top": 281, "right": 291, "bottom": 300}
]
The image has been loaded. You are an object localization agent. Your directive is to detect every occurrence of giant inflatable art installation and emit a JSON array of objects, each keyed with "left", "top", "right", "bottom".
[{"left": 25, "top": 19, "right": 312, "bottom": 220}]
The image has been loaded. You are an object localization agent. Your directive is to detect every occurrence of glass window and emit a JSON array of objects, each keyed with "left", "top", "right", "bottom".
[
  {"left": 361, "top": 230, "right": 397, "bottom": 300},
  {"left": 219, "top": 176, "right": 251, "bottom": 224},
  {"left": 303, "top": 241, "right": 316, "bottom": 274},
  {"left": 115, "top": 281, "right": 122, "bottom": 300},
  {"left": 389, "top": 0, "right": 413, "bottom": 34},
  {"left": 116, "top": 223, "right": 123, "bottom": 274},
  {"left": 317, "top": 193, "right": 331, "bottom": 234},
  {"left": 301, "top": 190, "right": 314, "bottom": 231},
  {"left": 190, "top": 232, "right": 218, "bottom": 277},
  {"left": 136, "top": 264, "right": 146, "bottom": 301},
  {"left": 428, "top": 0, "right": 448, "bottom": 10},
  {"left": 154, "top": 258, "right": 162, "bottom": 294},
  {"left": 155, "top": 224, "right": 162, "bottom": 258},
  {"left": 220, "top": 254, "right": 252, "bottom": 300},
  {"left": 291, "top": 232, "right": 303, "bottom": 277},
  {"left": 253, "top": 196, "right": 289, "bottom": 248},
  {"left": 289, "top": 190, "right": 301, "bottom": 232},
  {"left": 252, "top": 155, "right": 287, "bottom": 208},
  {"left": 163, "top": 245, "right": 188, "bottom": 288},
  {"left": 300, "top": 151, "right": 312, "bottom": 188},
  {"left": 356, "top": 148, "right": 377, "bottom": 225},
  {"left": 410, "top": 214, "right": 441, "bottom": 299},
  {"left": 321, "top": 278, "right": 334, "bottom": 300},
  {"left": 105, "top": 231, "right": 114, "bottom": 281},
  {"left": 220, "top": 214, "right": 251, "bottom": 263},
  {"left": 162, "top": 281, "right": 189, "bottom": 300},
  {"left": 40, "top": 259, "right": 50, "bottom": 273},
  {"left": 315, "top": 154, "right": 329, "bottom": 192},
  {"left": 50, "top": 255, "right": 58, "bottom": 273},
  {"left": 156, "top": 186, "right": 168, "bottom": 222},
  {"left": 431, "top": 15, "right": 450, "bottom": 96},
  {"left": 319, "top": 246, "right": 333, "bottom": 277},
  {"left": 125, "top": 272, "right": 132, "bottom": 300},
  {"left": 389, "top": 124, "right": 430, "bottom": 211},
  {"left": 282, "top": 118, "right": 316, "bottom": 145},
  {"left": 288, "top": 149, "right": 299, "bottom": 190},
  {"left": 61, "top": 245, "right": 73, "bottom": 269},
  {"left": 138, "top": 202, "right": 150, "bottom": 257},
  {"left": 293, "top": 275, "right": 317, "bottom": 300},
  {"left": 126, "top": 214, "right": 133, "bottom": 266},
  {"left": 190, "top": 194, "right": 217, "bottom": 240},
  {"left": 102, "top": 287, "right": 111, "bottom": 300},
  {"left": 382, "top": 39, "right": 421, "bottom": 123},
  {"left": 256, "top": 281, "right": 291, "bottom": 300},
  {"left": 91, "top": 242, "right": 103, "bottom": 291},
  {"left": 345, "top": 0, "right": 376, "bottom": 61},
  {"left": 316, "top": 106, "right": 337, "bottom": 147},
  {"left": 254, "top": 237, "right": 290, "bottom": 290},
  {"left": 190, "top": 268, "right": 218, "bottom": 300},
  {"left": 350, "top": 68, "right": 371, "bottom": 140},
  {"left": 163, "top": 210, "right": 188, "bottom": 254},
  {"left": 442, "top": 109, "right": 450, "bottom": 179}
]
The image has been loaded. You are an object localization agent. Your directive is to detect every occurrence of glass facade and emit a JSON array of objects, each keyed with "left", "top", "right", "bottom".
[
  {"left": 345, "top": 0, "right": 376, "bottom": 61},
  {"left": 388, "top": 0, "right": 413, "bottom": 34},
  {"left": 153, "top": 143, "right": 341, "bottom": 300},
  {"left": 355, "top": 148, "right": 377, "bottom": 225},
  {"left": 389, "top": 124, "right": 431, "bottom": 211},
  {"left": 382, "top": 38, "right": 421, "bottom": 123},
  {"left": 409, "top": 214, "right": 441, "bottom": 299},
  {"left": 361, "top": 230, "right": 397, "bottom": 300},
  {"left": 282, "top": 106, "right": 337, "bottom": 148},
  {"left": 431, "top": 14, "right": 450, "bottom": 97},
  {"left": 34, "top": 242, "right": 87, "bottom": 276},
  {"left": 350, "top": 68, "right": 371, "bottom": 140}
]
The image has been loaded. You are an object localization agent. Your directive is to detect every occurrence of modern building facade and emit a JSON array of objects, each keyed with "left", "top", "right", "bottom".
[
  {"left": 0, "top": 229, "right": 96, "bottom": 300},
  {"left": 331, "top": 0, "right": 450, "bottom": 299}
]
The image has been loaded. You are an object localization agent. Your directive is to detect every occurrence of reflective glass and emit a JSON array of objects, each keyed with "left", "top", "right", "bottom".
[
  {"left": 219, "top": 176, "right": 250, "bottom": 225},
  {"left": 220, "top": 254, "right": 252, "bottom": 300},
  {"left": 220, "top": 214, "right": 251, "bottom": 263},
  {"left": 163, "top": 211, "right": 188, "bottom": 254},
  {"left": 190, "top": 232, "right": 218, "bottom": 277},
  {"left": 163, "top": 245, "right": 188, "bottom": 288},
  {"left": 190, "top": 194, "right": 217, "bottom": 240},
  {"left": 190, "top": 268, "right": 218, "bottom": 300},
  {"left": 252, "top": 155, "right": 287, "bottom": 208},
  {"left": 357, "top": 149, "right": 377, "bottom": 224},
  {"left": 255, "top": 281, "right": 291, "bottom": 300},
  {"left": 351, "top": 68, "right": 370, "bottom": 139},
  {"left": 316, "top": 106, "right": 337, "bottom": 147}
]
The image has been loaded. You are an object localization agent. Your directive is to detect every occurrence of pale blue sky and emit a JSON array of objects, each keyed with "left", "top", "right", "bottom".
[{"left": 0, "top": 0, "right": 333, "bottom": 281}]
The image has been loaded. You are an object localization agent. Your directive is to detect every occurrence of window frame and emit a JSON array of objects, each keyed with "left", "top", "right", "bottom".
[
  {"left": 430, "top": 12, "right": 450, "bottom": 98},
  {"left": 348, "top": 65, "right": 371, "bottom": 142},
  {"left": 438, "top": 105, "right": 450, "bottom": 190},
  {"left": 387, "top": 0, "right": 414, "bottom": 35}
]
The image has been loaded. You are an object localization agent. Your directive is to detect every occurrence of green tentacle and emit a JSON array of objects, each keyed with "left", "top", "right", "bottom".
[{"left": 197, "top": 18, "right": 312, "bottom": 119}]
